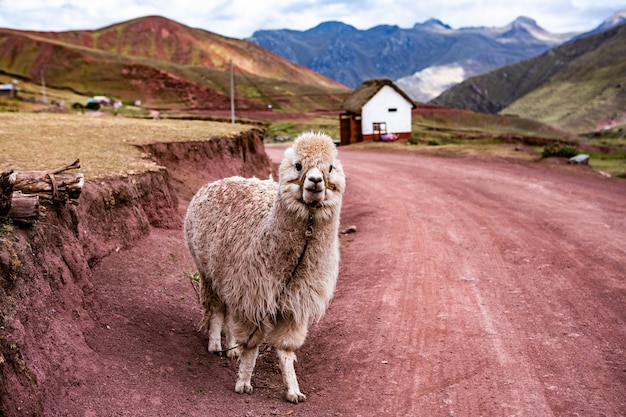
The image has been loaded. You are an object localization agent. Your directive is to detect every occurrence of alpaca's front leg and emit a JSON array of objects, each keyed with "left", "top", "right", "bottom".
[
  {"left": 235, "top": 345, "right": 259, "bottom": 394},
  {"left": 277, "top": 349, "right": 306, "bottom": 403}
]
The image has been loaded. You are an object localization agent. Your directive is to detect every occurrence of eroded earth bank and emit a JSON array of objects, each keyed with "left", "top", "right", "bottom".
[{"left": 0, "top": 129, "right": 272, "bottom": 415}]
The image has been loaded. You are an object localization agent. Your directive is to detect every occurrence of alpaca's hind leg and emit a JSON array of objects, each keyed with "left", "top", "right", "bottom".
[
  {"left": 223, "top": 313, "right": 240, "bottom": 358},
  {"left": 277, "top": 348, "right": 306, "bottom": 403},
  {"left": 207, "top": 308, "right": 225, "bottom": 353},
  {"left": 199, "top": 276, "right": 226, "bottom": 354},
  {"left": 235, "top": 345, "right": 259, "bottom": 395}
]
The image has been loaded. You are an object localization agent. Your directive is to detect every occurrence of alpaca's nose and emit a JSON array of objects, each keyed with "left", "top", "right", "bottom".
[
  {"left": 303, "top": 167, "right": 326, "bottom": 204},
  {"left": 308, "top": 175, "right": 323, "bottom": 184}
]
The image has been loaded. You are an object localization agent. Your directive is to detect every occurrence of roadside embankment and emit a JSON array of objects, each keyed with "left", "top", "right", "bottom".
[{"left": 0, "top": 127, "right": 272, "bottom": 416}]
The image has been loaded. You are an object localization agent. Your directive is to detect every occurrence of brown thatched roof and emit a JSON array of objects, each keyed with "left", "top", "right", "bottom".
[{"left": 340, "top": 78, "right": 416, "bottom": 113}]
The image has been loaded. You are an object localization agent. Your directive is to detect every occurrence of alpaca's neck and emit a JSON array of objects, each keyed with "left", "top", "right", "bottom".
[
  {"left": 253, "top": 194, "right": 337, "bottom": 269},
  {"left": 262, "top": 197, "right": 312, "bottom": 244},
  {"left": 271, "top": 194, "right": 338, "bottom": 236}
]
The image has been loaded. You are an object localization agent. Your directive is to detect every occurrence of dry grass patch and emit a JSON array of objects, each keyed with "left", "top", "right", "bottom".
[
  {"left": 346, "top": 140, "right": 536, "bottom": 160},
  {"left": 0, "top": 113, "right": 250, "bottom": 178}
]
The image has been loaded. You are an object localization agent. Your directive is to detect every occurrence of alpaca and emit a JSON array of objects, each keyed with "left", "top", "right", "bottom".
[{"left": 184, "top": 131, "right": 345, "bottom": 403}]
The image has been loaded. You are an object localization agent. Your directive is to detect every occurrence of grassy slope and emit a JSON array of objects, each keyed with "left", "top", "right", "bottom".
[
  {"left": 1, "top": 109, "right": 624, "bottom": 179},
  {"left": 0, "top": 113, "right": 249, "bottom": 178},
  {"left": 503, "top": 29, "right": 626, "bottom": 132}
]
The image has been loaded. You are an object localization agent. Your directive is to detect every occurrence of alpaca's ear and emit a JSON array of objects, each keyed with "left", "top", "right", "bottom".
[{"left": 284, "top": 147, "right": 296, "bottom": 162}]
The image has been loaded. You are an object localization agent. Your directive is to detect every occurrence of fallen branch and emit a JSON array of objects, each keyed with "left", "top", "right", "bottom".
[
  {"left": 13, "top": 172, "right": 84, "bottom": 202},
  {"left": 11, "top": 159, "right": 83, "bottom": 203},
  {"left": 1, "top": 160, "right": 83, "bottom": 225},
  {"left": 47, "top": 159, "right": 81, "bottom": 175}
]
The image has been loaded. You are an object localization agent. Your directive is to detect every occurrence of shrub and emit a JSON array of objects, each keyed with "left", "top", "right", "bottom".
[
  {"left": 542, "top": 144, "right": 579, "bottom": 158},
  {"left": 0, "top": 100, "right": 19, "bottom": 112},
  {"left": 85, "top": 101, "right": 101, "bottom": 111}
]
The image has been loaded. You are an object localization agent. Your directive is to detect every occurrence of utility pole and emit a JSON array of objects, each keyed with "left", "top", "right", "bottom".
[
  {"left": 230, "top": 60, "right": 235, "bottom": 124},
  {"left": 40, "top": 70, "right": 47, "bottom": 104}
]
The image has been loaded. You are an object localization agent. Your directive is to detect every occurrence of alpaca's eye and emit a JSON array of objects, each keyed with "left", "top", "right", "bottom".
[
  {"left": 329, "top": 165, "right": 333, "bottom": 173},
  {"left": 295, "top": 162, "right": 302, "bottom": 171}
]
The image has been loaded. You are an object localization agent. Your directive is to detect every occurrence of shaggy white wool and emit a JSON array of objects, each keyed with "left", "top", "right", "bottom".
[{"left": 183, "top": 131, "right": 345, "bottom": 403}]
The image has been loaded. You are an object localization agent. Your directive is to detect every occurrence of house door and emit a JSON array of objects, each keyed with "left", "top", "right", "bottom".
[
  {"left": 372, "top": 122, "right": 387, "bottom": 140},
  {"left": 339, "top": 113, "right": 363, "bottom": 145}
]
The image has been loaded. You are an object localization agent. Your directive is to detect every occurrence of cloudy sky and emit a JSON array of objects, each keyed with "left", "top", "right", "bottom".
[{"left": 0, "top": 0, "right": 623, "bottom": 39}]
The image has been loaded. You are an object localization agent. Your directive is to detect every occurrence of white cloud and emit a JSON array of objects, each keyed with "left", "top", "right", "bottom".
[
  {"left": 397, "top": 64, "right": 467, "bottom": 102},
  {"left": 0, "top": 0, "right": 622, "bottom": 38}
]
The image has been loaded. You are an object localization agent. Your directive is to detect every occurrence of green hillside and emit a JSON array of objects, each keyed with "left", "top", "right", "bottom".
[
  {"left": 432, "top": 24, "right": 626, "bottom": 133},
  {"left": 0, "top": 16, "right": 349, "bottom": 112},
  {"left": 503, "top": 29, "right": 626, "bottom": 132}
]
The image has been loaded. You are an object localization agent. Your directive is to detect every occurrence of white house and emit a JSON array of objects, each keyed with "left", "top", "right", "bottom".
[{"left": 339, "top": 78, "right": 415, "bottom": 145}]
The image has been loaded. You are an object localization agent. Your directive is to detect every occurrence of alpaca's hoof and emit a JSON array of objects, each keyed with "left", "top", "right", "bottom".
[
  {"left": 286, "top": 390, "right": 306, "bottom": 403},
  {"left": 226, "top": 345, "right": 240, "bottom": 359},
  {"left": 235, "top": 380, "right": 253, "bottom": 395},
  {"left": 207, "top": 339, "right": 222, "bottom": 354}
]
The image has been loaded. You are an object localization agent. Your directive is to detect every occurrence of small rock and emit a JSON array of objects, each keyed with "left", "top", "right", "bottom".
[
  {"left": 341, "top": 225, "right": 357, "bottom": 234},
  {"left": 568, "top": 154, "right": 589, "bottom": 165}
]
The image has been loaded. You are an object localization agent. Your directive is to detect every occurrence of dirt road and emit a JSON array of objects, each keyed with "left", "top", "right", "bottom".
[{"left": 80, "top": 144, "right": 626, "bottom": 416}]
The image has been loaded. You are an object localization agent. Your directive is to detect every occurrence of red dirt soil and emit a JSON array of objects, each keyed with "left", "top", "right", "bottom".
[{"left": 3, "top": 140, "right": 626, "bottom": 416}]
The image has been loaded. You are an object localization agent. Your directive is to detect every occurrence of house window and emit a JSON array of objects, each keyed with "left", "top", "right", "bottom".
[{"left": 388, "top": 108, "right": 397, "bottom": 112}]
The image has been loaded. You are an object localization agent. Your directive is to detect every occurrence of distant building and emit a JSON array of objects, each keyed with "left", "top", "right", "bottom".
[
  {"left": 92, "top": 96, "right": 113, "bottom": 105},
  {"left": 339, "top": 78, "right": 415, "bottom": 146},
  {"left": 0, "top": 83, "right": 17, "bottom": 98}
]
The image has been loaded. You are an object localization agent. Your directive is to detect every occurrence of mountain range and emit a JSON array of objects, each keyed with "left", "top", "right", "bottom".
[
  {"left": 1, "top": 12, "right": 624, "bottom": 133},
  {"left": 432, "top": 21, "right": 626, "bottom": 133},
  {"left": 0, "top": 16, "right": 348, "bottom": 111},
  {"left": 248, "top": 11, "right": 626, "bottom": 102}
]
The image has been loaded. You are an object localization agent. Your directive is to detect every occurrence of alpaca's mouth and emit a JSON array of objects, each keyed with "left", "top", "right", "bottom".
[{"left": 303, "top": 186, "right": 325, "bottom": 206}]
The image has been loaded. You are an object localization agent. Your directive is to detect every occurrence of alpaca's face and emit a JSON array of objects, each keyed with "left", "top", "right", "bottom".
[{"left": 279, "top": 132, "right": 345, "bottom": 211}]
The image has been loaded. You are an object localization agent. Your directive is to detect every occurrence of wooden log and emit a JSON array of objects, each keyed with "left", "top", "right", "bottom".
[
  {"left": 1, "top": 160, "right": 82, "bottom": 225},
  {"left": 7, "top": 192, "right": 40, "bottom": 224},
  {"left": 13, "top": 172, "right": 84, "bottom": 202},
  {"left": 11, "top": 159, "right": 83, "bottom": 203},
  {"left": 1, "top": 171, "right": 16, "bottom": 217}
]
